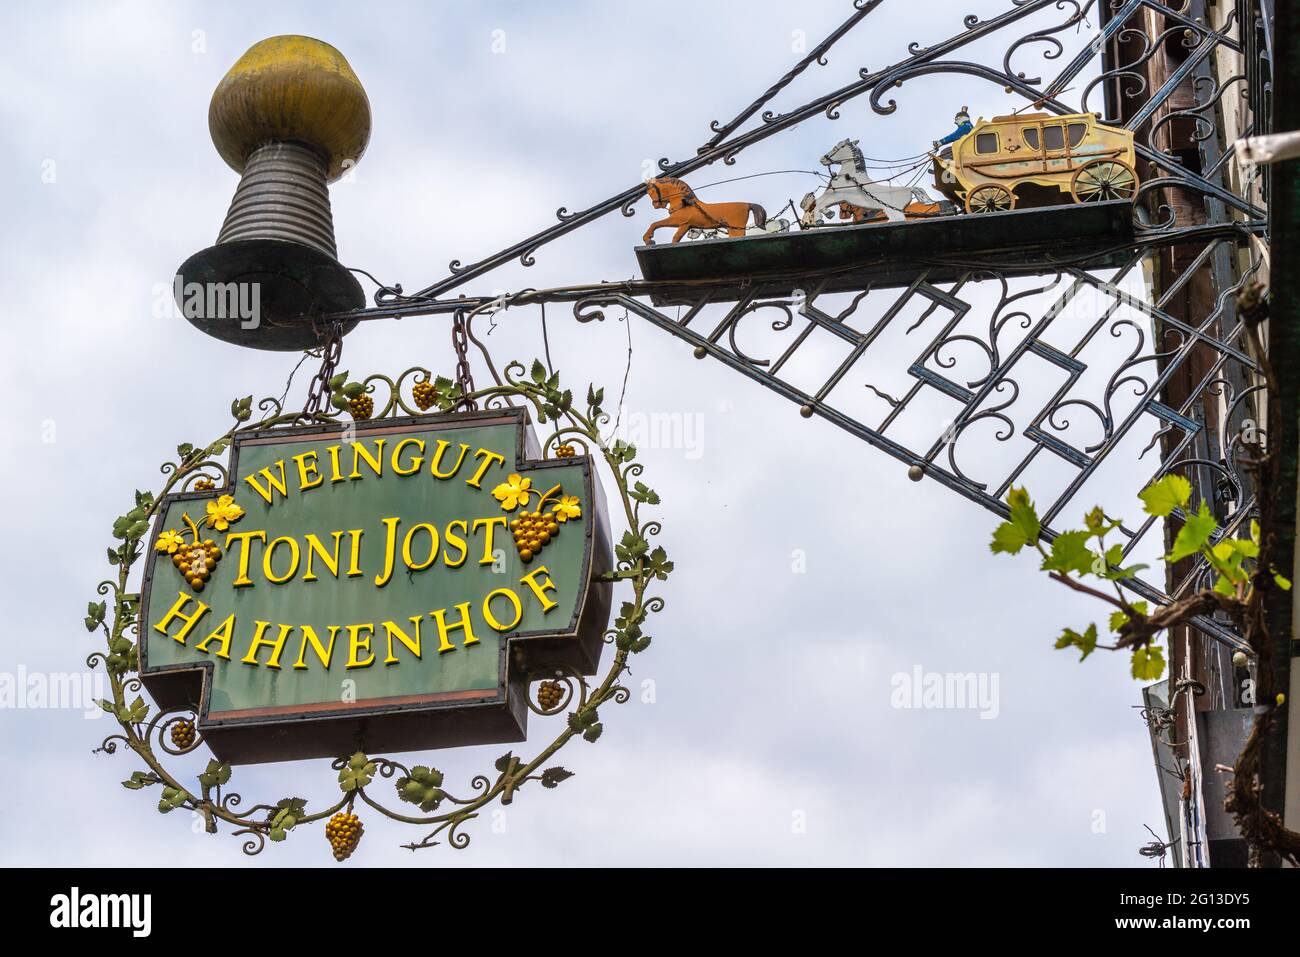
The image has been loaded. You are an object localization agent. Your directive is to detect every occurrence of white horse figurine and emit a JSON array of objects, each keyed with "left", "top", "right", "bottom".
[{"left": 800, "top": 138, "right": 934, "bottom": 225}]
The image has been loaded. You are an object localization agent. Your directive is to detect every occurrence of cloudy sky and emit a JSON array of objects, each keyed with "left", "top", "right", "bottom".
[{"left": 0, "top": 0, "right": 1174, "bottom": 866}]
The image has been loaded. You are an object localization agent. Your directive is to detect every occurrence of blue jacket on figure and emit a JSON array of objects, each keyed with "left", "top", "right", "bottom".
[{"left": 934, "top": 109, "right": 973, "bottom": 149}]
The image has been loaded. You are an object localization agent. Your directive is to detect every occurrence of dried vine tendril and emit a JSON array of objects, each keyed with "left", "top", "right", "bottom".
[{"left": 87, "top": 360, "right": 670, "bottom": 859}]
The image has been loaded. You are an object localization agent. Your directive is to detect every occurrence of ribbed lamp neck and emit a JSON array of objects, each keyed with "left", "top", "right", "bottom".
[{"left": 216, "top": 141, "right": 338, "bottom": 258}]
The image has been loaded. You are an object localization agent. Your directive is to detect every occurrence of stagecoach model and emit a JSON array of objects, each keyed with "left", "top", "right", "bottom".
[{"left": 932, "top": 111, "right": 1139, "bottom": 214}]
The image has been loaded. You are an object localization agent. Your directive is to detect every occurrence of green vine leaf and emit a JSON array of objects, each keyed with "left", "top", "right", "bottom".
[
  {"left": 157, "top": 787, "right": 187, "bottom": 814},
  {"left": 989, "top": 487, "right": 1040, "bottom": 554},
  {"left": 84, "top": 600, "right": 107, "bottom": 632},
  {"left": 112, "top": 504, "right": 151, "bottom": 542},
  {"left": 646, "top": 546, "right": 673, "bottom": 581},
  {"left": 1167, "top": 499, "right": 1217, "bottom": 562},
  {"left": 231, "top": 395, "right": 253, "bottom": 422},
  {"left": 494, "top": 751, "right": 523, "bottom": 775},
  {"left": 116, "top": 695, "right": 149, "bottom": 725},
  {"left": 269, "top": 797, "right": 307, "bottom": 841},
  {"left": 1040, "top": 531, "right": 1095, "bottom": 577},
  {"left": 615, "top": 602, "right": 645, "bottom": 630},
  {"left": 1108, "top": 601, "right": 1149, "bottom": 632},
  {"left": 540, "top": 767, "right": 574, "bottom": 789},
  {"left": 338, "top": 752, "right": 377, "bottom": 791},
  {"left": 629, "top": 481, "right": 661, "bottom": 505},
  {"left": 1138, "top": 474, "right": 1191, "bottom": 517},
  {"left": 1053, "top": 623, "right": 1098, "bottom": 661},
  {"left": 615, "top": 530, "right": 649, "bottom": 563},
  {"left": 396, "top": 766, "right": 446, "bottom": 813},
  {"left": 105, "top": 636, "right": 135, "bottom": 677},
  {"left": 567, "top": 708, "right": 600, "bottom": 735},
  {"left": 122, "top": 771, "right": 160, "bottom": 790},
  {"left": 1131, "top": 644, "right": 1166, "bottom": 681},
  {"left": 198, "top": 759, "right": 232, "bottom": 790}
]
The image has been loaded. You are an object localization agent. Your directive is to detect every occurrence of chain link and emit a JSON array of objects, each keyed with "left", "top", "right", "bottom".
[
  {"left": 452, "top": 310, "right": 477, "bottom": 410},
  {"left": 304, "top": 323, "right": 344, "bottom": 417}
]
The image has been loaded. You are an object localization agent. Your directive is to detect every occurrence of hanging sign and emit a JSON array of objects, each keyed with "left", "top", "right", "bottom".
[
  {"left": 90, "top": 362, "right": 668, "bottom": 858},
  {"left": 139, "top": 407, "right": 612, "bottom": 763}
]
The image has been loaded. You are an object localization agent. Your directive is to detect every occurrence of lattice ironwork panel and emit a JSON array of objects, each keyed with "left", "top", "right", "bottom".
[{"left": 570, "top": 227, "right": 1263, "bottom": 649}]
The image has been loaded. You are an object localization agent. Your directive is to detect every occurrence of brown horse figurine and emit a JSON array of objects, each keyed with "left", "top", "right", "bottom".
[{"left": 642, "top": 177, "right": 766, "bottom": 244}]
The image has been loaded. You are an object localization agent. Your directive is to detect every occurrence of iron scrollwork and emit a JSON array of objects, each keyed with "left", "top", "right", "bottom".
[{"left": 88, "top": 363, "right": 670, "bottom": 858}]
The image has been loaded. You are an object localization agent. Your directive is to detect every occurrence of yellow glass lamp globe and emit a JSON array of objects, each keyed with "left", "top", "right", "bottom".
[{"left": 208, "top": 35, "right": 371, "bottom": 183}]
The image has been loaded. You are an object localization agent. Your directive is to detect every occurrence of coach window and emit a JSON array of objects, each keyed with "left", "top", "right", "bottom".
[
  {"left": 1042, "top": 124, "right": 1065, "bottom": 151},
  {"left": 975, "top": 132, "right": 999, "bottom": 154}
]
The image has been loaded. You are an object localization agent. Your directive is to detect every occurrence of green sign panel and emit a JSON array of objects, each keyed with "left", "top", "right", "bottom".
[{"left": 139, "top": 409, "right": 611, "bottom": 763}]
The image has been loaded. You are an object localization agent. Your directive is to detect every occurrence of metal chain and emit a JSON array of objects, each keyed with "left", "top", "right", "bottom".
[
  {"left": 452, "top": 310, "right": 477, "bottom": 410},
  {"left": 304, "top": 323, "right": 344, "bottom": 417}
]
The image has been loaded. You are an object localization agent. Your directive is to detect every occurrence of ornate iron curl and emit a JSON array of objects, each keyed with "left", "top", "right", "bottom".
[{"left": 86, "top": 361, "right": 671, "bottom": 859}]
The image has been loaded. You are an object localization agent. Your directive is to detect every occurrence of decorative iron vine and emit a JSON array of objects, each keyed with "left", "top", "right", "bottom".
[{"left": 85, "top": 360, "right": 670, "bottom": 858}]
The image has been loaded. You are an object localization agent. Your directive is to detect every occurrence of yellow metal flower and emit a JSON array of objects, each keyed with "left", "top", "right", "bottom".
[
  {"left": 155, "top": 529, "right": 186, "bottom": 554},
  {"left": 492, "top": 474, "right": 532, "bottom": 511},
  {"left": 205, "top": 494, "right": 245, "bottom": 531},
  {"left": 552, "top": 495, "right": 582, "bottom": 523}
]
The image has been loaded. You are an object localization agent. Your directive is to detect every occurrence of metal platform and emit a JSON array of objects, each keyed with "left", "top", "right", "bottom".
[{"left": 634, "top": 200, "right": 1135, "bottom": 305}]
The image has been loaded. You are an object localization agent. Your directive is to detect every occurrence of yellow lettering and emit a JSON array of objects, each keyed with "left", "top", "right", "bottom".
[
  {"left": 374, "top": 517, "right": 400, "bottom": 587},
  {"left": 402, "top": 523, "right": 439, "bottom": 572},
  {"left": 482, "top": 587, "right": 523, "bottom": 632},
  {"left": 303, "top": 532, "right": 344, "bottom": 582},
  {"left": 443, "top": 519, "right": 469, "bottom": 568},
  {"left": 224, "top": 530, "right": 267, "bottom": 587},
  {"left": 349, "top": 440, "right": 385, "bottom": 480},
  {"left": 430, "top": 602, "right": 479, "bottom": 652},
  {"left": 466, "top": 447, "right": 506, "bottom": 488},
  {"left": 391, "top": 438, "right": 425, "bottom": 476},
  {"left": 153, "top": 590, "right": 210, "bottom": 644},
  {"left": 195, "top": 613, "right": 235, "bottom": 659},
  {"left": 473, "top": 516, "right": 508, "bottom": 566},
  {"left": 429, "top": 440, "right": 470, "bottom": 479},
  {"left": 293, "top": 624, "right": 339, "bottom": 670},
  {"left": 520, "top": 566, "right": 560, "bottom": 613},
  {"left": 293, "top": 450, "right": 324, "bottom": 491},
  {"left": 345, "top": 529, "right": 364, "bottom": 577},
  {"left": 243, "top": 460, "right": 289, "bottom": 504},
  {"left": 382, "top": 617, "right": 424, "bottom": 664},
  {"left": 326, "top": 445, "right": 346, "bottom": 483},
  {"left": 241, "top": 620, "right": 292, "bottom": 669},
  {"left": 263, "top": 535, "right": 301, "bottom": 584},
  {"left": 346, "top": 623, "right": 376, "bottom": 668}
]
